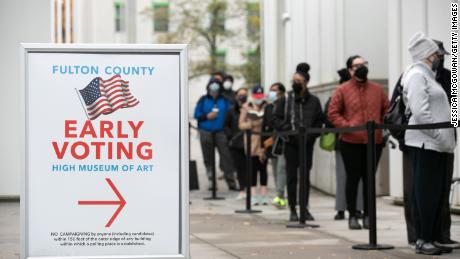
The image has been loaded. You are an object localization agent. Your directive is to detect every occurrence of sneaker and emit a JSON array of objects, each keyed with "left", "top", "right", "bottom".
[
  {"left": 334, "top": 211, "right": 345, "bottom": 220},
  {"left": 348, "top": 217, "right": 362, "bottom": 230},
  {"left": 235, "top": 192, "right": 246, "bottom": 200},
  {"left": 415, "top": 240, "right": 442, "bottom": 255},
  {"left": 289, "top": 208, "right": 299, "bottom": 222},
  {"left": 272, "top": 197, "right": 287, "bottom": 209},
  {"left": 261, "top": 196, "right": 269, "bottom": 206},
  {"left": 305, "top": 209, "right": 315, "bottom": 221},
  {"left": 272, "top": 196, "right": 281, "bottom": 206},
  {"left": 434, "top": 240, "right": 460, "bottom": 249},
  {"left": 362, "top": 216, "right": 369, "bottom": 229},
  {"left": 251, "top": 196, "right": 259, "bottom": 206}
]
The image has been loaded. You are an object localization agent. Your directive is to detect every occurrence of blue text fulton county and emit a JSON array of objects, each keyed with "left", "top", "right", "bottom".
[{"left": 52, "top": 65, "right": 155, "bottom": 76}]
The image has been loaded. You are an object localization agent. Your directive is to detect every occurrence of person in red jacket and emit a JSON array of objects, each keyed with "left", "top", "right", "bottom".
[{"left": 328, "top": 55, "right": 389, "bottom": 230}]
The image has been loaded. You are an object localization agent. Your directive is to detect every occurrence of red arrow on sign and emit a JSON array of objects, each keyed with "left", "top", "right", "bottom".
[{"left": 78, "top": 178, "right": 126, "bottom": 228}]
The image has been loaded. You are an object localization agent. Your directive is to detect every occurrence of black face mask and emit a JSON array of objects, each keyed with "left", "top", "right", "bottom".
[
  {"left": 292, "top": 82, "right": 303, "bottom": 94},
  {"left": 354, "top": 66, "right": 369, "bottom": 82},
  {"left": 237, "top": 95, "right": 247, "bottom": 105},
  {"left": 431, "top": 57, "right": 442, "bottom": 72}
]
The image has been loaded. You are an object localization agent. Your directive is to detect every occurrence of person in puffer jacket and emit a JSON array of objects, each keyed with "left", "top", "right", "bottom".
[
  {"left": 401, "top": 32, "right": 456, "bottom": 256},
  {"left": 328, "top": 55, "right": 389, "bottom": 230},
  {"left": 194, "top": 78, "right": 237, "bottom": 191}
]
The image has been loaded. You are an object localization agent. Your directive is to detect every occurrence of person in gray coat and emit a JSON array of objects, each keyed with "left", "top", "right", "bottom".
[{"left": 402, "top": 32, "right": 456, "bottom": 256}]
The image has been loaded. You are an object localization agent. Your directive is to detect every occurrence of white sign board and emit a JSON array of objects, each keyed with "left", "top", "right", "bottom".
[{"left": 20, "top": 44, "right": 189, "bottom": 259}]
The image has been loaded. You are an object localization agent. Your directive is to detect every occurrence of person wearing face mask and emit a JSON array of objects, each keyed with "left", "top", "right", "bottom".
[
  {"left": 325, "top": 69, "right": 364, "bottom": 221},
  {"left": 400, "top": 32, "right": 456, "bottom": 255},
  {"left": 239, "top": 85, "right": 269, "bottom": 205},
  {"left": 194, "top": 79, "right": 238, "bottom": 191},
  {"left": 224, "top": 87, "right": 249, "bottom": 200},
  {"left": 222, "top": 74, "right": 237, "bottom": 105},
  {"left": 328, "top": 56, "right": 389, "bottom": 230},
  {"left": 272, "top": 63, "right": 324, "bottom": 221},
  {"left": 263, "top": 83, "right": 288, "bottom": 209},
  {"left": 431, "top": 39, "right": 460, "bottom": 250}
]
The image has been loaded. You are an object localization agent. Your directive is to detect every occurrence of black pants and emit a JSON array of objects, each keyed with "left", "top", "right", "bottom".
[
  {"left": 402, "top": 150, "right": 416, "bottom": 243},
  {"left": 199, "top": 131, "right": 236, "bottom": 188},
  {"left": 230, "top": 148, "right": 246, "bottom": 191},
  {"left": 251, "top": 157, "right": 267, "bottom": 187},
  {"left": 435, "top": 153, "right": 455, "bottom": 242},
  {"left": 407, "top": 146, "right": 449, "bottom": 242},
  {"left": 284, "top": 142, "right": 314, "bottom": 209},
  {"left": 340, "top": 141, "right": 382, "bottom": 217}
]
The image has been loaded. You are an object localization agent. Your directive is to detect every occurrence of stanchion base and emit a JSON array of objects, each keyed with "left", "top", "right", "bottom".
[
  {"left": 203, "top": 197, "right": 225, "bottom": 200},
  {"left": 352, "top": 244, "right": 394, "bottom": 250},
  {"left": 286, "top": 223, "right": 320, "bottom": 228},
  {"left": 235, "top": 209, "right": 262, "bottom": 214}
]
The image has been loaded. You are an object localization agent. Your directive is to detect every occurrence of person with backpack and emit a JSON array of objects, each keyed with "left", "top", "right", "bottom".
[
  {"left": 328, "top": 55, "right": 389, "bottom": 230},
  {"left": 272, "top": 63, "right": 324, "bottom": 221},
  {"left": 194, "top": 78, "right": 238, "bottom": 191},
  {"left": 402, "top": 32, "right": 456, "bottom": 255}
]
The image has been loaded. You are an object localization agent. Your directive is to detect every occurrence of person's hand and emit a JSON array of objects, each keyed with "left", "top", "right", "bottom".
[{"left": 207, "top": 111, "right": 218, "bottom": 120}]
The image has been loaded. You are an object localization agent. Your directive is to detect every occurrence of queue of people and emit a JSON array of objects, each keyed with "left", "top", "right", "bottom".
[{"left": 193, "top": 32, "right": 457, "bottom": 255}]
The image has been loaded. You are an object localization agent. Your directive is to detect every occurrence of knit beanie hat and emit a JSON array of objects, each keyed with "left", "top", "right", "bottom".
[{"left": 408, "top": 31, "right": 439, "bottom": 62}]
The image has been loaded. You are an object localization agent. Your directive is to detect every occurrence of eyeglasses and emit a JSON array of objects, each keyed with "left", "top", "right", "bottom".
[{"left": 351, "top": 61, "right": 369, "bottom": 69}]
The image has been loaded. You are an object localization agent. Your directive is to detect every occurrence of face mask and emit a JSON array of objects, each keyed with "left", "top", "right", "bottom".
[
  {"left": 267, "top": 91, "right": 278, "bottom": 102},
  {"left": 292, "top": 82, "right": 303, "bottom": 94},
  {"left": 223, "top": 81, "right": 233, "bottom": 90},
  {"left": 431, "top": 57, "right": 442, "bottom": 72},
  {"left": 354, "top": 66, "right": 369, "bottom": 82},
  {"left": 254, "top": 99, "right": 264, "bottom": 105},
  {"left": 237, "top": 95, "right": 247, "bottom": 104},
  {"left": 209, "top": 82, "right": 220, "bottom": 93}
]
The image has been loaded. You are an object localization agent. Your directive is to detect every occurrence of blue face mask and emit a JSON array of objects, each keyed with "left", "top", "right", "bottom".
[
  {"left": 254, "top": 99, "right": 264, "bottom": 105},
  {"left": 209, "top": 82, "right": 220, "bottom": 93},
  {"left": 267, "top": 91, "right": 278, "bottom": 102}
]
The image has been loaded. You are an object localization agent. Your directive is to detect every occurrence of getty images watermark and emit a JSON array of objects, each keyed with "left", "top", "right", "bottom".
[{"left": 452, "top": 1, "right": 458, "bottom": 127}]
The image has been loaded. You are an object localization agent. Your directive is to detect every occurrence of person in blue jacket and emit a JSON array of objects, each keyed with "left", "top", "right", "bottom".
[{"left": 194, "top": 78, "right": 237, "bottom": 190}]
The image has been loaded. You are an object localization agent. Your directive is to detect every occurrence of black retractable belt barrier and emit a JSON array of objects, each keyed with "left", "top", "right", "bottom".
[
  {"left": 203, "top": 131, "right": 225, "bottom": 200},
  {"left": 235, "top": 130, "right": 261, "bottom": 214},
  {"left": 352, "top": 121, "right": 393, "bottom": 250}
]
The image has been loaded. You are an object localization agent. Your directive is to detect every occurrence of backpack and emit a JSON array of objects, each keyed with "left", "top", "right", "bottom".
[{"left": 384, "top": 75, "right": 411, "bottom": 142}]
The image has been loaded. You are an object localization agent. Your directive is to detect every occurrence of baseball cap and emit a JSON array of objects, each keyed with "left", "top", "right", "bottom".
[{"left": 251, "top": 85, "right": 265, "bottom": 99}]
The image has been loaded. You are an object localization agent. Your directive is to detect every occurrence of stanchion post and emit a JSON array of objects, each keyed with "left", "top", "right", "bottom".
[
  {"left": 235, "top": 130, "right": 261, "bottom": 214},
  {"left": 287, "top": 127, "right": 318, "bottom": 228},
  {"left": 204, "top": 132, "right": 225, "bottom": 200},
  {"left": 352, "top": 121, "right": 393, "bottom": 250}
]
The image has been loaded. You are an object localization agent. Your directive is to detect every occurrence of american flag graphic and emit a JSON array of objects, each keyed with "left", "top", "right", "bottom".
[{"left": 78, "top": 75, "right": 139, "bottom": 120}]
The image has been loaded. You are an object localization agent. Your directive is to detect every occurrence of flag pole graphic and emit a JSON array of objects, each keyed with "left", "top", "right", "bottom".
[{"left": 75, "top": 88, "right": 91, "bottom": 120}]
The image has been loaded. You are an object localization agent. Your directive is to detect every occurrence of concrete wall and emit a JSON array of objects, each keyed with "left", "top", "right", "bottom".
[
  {"left": 261, "top": 0, "right": 390, "bottom": 195},
  {"left": 0, "top": 0, "right": 52, "bottom": 197}
]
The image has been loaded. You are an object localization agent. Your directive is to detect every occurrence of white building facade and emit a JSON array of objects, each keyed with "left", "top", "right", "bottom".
[{"left": 261, "top": 0, "right": 459, "bottom": 206}]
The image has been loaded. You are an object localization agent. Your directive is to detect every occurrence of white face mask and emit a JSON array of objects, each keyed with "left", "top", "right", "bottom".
[{"left": 223, "top": 81, "right": 233, "bottom": 90}]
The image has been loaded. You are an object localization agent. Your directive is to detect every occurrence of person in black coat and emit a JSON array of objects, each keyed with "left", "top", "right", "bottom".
[
  {"left": 432, "top": 40, "right": 459, "bottom": 249},
  {"left": 272, "top": 63, "right": 324, "bottom": 221},
  {"left": 224, "top": 87, "right": 249, "bottom": 199}
]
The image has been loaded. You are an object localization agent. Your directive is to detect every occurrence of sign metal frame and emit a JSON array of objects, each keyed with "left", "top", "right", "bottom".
[{"left": 19, "top": 44, "right": 189, "bottom": 259}]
